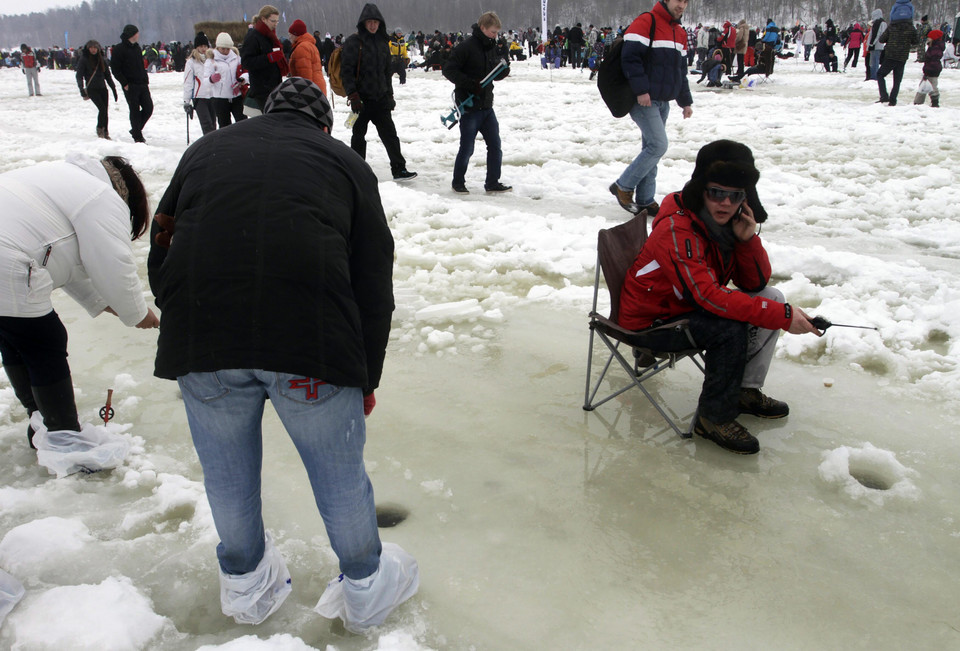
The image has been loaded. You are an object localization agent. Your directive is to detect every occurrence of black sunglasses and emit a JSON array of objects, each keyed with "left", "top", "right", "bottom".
[{"left": 705, "top": 186, "right": 747, "bottom": 203}]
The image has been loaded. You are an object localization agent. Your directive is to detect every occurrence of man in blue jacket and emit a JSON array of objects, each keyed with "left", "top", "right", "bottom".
[{"left": 610, "top": 0, "right": 693, "bottom": 216}]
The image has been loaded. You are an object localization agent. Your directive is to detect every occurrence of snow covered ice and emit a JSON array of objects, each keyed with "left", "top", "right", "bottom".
[{"left": 1, "top": 49, "right": 959, "bottom": 649}]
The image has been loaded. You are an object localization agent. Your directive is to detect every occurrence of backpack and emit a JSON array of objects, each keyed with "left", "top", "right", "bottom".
[
  {"left": 597, "top": 13, "right": 656, "bottom": 118},
  {"left": 327, "top": 41, "right": 360, "bottom": 97}
]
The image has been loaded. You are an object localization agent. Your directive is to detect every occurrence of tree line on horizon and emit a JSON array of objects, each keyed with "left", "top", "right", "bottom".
[{"left": 1, "top": 0, "right": 954, "bottom": 50}]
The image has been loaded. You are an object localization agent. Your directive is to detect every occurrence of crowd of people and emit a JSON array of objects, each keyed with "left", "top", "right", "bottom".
[{"left": 0, "top": 0, "right": 954, "bottom": 637}]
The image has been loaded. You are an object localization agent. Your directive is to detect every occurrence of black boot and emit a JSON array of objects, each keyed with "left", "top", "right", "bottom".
[
  {"left": 931, "top": 94, "right": 940, "bottom": 107},
  {"left": 32, "top": 377, "right": 81, "bottom": 436},
  {"left": 3, "top": 364, "right": 39, "bottom": 448}
]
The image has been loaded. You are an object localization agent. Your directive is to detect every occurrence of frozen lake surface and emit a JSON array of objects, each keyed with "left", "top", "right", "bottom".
[{"left": 0, "top": 47, "right": 959, "bottom": 649}]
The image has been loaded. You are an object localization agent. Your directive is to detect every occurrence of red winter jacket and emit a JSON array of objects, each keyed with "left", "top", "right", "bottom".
[
  {"left": 721, "top": 22, "right": 737, "bottom": 48},
  {"left": 618, "top": 192, "right": 792, "bottom": 332}
]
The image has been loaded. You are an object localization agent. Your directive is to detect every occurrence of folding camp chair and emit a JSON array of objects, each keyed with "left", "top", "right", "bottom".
[{"left": 583, "top": 212, "right": 705, "bottom": 438}]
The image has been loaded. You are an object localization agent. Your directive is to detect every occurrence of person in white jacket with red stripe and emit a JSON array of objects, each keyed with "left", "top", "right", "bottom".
[
  {"left": 0, "top": 154, "right": 158, "bottom": 449},
  {"left": 184, "top": 32, "right": 216, "bottom": 136}
]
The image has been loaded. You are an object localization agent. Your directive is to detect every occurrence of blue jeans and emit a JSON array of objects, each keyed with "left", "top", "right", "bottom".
[
  {"left": 453, "top": 108, "right": 502, "bottom": 187},
  {"left": 616, "top": 100, "right": 670, "bottom": 206},
  {"left": 178, "top": 369, "right": 381, "bottom": 580},
  {"left": 868, "top": 50, "right": 882, "bottom": 80}
]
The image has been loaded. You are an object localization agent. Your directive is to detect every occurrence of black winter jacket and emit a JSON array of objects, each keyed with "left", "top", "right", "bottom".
[
  {"left": 241, "top": 25, "right": 285, "bottom": 102},
  {"left": 148, "top": 111, "right": 395, "bottom": 393},
  {"left": 341, "top": 4, "right": 393, "bottom": 102},
  {"left": 442, "top": 24, "right": 510, "bottom": 112},
  {"left": 110, "top": 39, "right": 148, "bottom": 87},
  {"left": 76, "top": 52, "right": 117, "bottom": 95}
]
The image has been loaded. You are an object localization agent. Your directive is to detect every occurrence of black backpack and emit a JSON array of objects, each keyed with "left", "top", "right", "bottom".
[{"left": 597, "top": 13, "right": 656, "bottom": 118}]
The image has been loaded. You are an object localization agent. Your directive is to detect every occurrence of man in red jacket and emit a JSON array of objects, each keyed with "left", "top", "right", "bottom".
[{"left": 619, "top": 140, "right": 822, "bottom": 454}]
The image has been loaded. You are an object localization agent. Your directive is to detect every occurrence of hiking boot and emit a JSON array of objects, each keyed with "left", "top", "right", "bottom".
[
  {"left": 484, "top": 182, "right": 512, "bottom": 193},
  {"left": 638, "top": 200, "right": 659, "bottom": 216},
  {"left": 694, "top": 416, "right": 759, "bottom": 455},
  {"left": 738, "top": 388, "right": 789, "bottom": 419},
  {"left": 609, "top": 183, "right": 639, "bottom": 214},
  {"left": 452, "top": 182, "right": 469, "bottom": 194},
  {"left": 392, "top": 170, "right": 417, "bottom": 182},
  {"left": 931, "top": 95, "right": 940, "bottom": 107}
]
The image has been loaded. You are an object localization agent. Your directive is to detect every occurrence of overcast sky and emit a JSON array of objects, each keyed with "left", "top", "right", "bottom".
[{"left": 0, "top": 0, "right": 80, "bottom": 17}]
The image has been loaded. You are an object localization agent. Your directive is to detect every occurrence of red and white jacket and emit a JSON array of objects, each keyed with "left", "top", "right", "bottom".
[{"left": 618, "top": 192, "right": 792, "bottom": 332}]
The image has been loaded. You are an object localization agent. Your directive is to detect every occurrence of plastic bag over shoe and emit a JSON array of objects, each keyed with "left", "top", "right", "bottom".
[
  {"left": 314, "top": 542, "right": 419, "bottom": 633},
  {"left": 220, "top": 531, "right": 293, "bottom": 625},
  {"left": 31, "top": 412, "right": 131, "bottom": 478}
]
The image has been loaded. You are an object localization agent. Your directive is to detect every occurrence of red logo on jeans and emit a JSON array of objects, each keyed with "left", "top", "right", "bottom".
[{"left": 288, "top": 377, "right": 327, "bottom": 400}]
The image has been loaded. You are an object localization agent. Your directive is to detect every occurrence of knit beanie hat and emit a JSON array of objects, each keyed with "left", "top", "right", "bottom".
[
  {"left": 121, "top": 24, "right": 139, "bottom": 41},
  {"left": 289, "top": 19, "right": 307, "bottom": 37},
  {"left": 928, "top": 29, "right": 944, "bottom": 41},
  {"left": 215, "top": 32, "right": 234, "bottom": 48},
  {"left": 194, "top": 32, "right": 210, "bottom": 47},
  {"left": 265, "top": 77, "right": 333, "bottom": 131},
  {"left": 681, "top": 140, "right": 768, "bottom": 223}
]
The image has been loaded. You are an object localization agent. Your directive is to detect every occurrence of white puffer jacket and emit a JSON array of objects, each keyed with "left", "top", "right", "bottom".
[
  {"left": 0, "top": 155, "right": 148, "bottom": 326},
  {"left": 205, "top": 47, "right": 244, "bottom": 99}
]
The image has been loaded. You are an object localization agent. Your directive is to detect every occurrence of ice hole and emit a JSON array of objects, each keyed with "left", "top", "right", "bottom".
[
  {"left": 847, "top": 452, "right": 898, "bottom": 491},
  {"left": 375, "top": 503, "right": 409, "bottom": 528}
]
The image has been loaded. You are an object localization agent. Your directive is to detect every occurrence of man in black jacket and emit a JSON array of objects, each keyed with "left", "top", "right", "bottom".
[
  {"left": 443, "top": 12, "right": 511, "bottom": 194},
  {"left": 342, "top": 3, "right": 416, "bottom": 181},
  {"left": 147, "top": 78, "right": 418, "bottom": 632},
  {"left": 110, "top": 24, "right": 152, "bottom": 143}
]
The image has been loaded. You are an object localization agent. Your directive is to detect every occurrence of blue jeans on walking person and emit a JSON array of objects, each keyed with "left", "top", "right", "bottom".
[
  {"left": 453, "top": 108, "right": 502, "bottom": 187},
  {"left": 616, "top": 99, "right": 670, "bottom": 207},
  {"left": 178, "top": 369, "right": 382, "bottom": 580}
]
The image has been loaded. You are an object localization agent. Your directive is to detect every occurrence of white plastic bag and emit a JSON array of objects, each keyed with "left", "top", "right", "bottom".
[
  {"left": 0, "top": 568, "right": 25, "bottom": 627},
  {"left": 315, "top": 542, "right": 419, "bottom": 633},
  {"left": 918, "top": 77, "right": 934, "bottom": 94},
  {"left": 220, "top": 531, "right": 292, "bottom": 625},
  {"left": 31, "top": 413, "right": 131, "bottom": 478}
]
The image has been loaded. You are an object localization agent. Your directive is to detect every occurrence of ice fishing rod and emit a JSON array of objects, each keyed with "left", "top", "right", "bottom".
[
  {"left": 440, "top": 59, "right": 509, "bottom": 129},
  {"left": 100, "top": 388, "right": 114, "bottom": 425},
  {"left": 810, "top": 316, "right": 878, "bottom": 332}
]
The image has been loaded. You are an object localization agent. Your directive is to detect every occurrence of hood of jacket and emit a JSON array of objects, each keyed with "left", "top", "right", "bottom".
[
  {"left": 356, "top": 3, "right": 388, "bottom": 39},
  {"left": 871, "top": 9, "right": 884, "bottom": 21}
]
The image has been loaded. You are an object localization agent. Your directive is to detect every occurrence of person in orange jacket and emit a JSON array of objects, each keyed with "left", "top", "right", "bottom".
[{"left": 288, "top": 19, "right": 327, "bottom": 95}]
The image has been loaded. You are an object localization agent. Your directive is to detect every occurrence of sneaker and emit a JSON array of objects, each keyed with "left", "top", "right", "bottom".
[
  {"left": 484, "top": 182, "right": 512, "bottom": 193},
  {"left": 694, "top": 416, "right": 759, "bottom": 455},
  {"left": 452, "top": 182, "right": 469, "bottom": 194},
  {"left": 393, "top": 170, "right": 417, "bottom": 182},
  {"left": 738, "top": 388, "right": 789, "bottom": 419},
  {"left": 609, "top": 182, "right": 639, "bottom": 214}
]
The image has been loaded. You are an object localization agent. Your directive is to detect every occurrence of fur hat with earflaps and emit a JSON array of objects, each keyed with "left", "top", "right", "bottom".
[{"left": 681, "top": 140, "right": 768, "bottom": 223}]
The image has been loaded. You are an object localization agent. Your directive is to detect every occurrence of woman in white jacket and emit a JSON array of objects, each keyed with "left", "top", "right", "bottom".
[
  {"left": 206, "top": 32, "right": 248, "bottom": 128},
  {"left": 0, "top": 154, "right": 158, "bottom": 449},
  {"left": 184, "top": 32, "right": 216, "bottom": 135}
]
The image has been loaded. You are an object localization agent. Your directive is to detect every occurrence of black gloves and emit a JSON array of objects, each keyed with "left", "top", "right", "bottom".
[{"left": 347, "top": 92, "right": 362, "bottom": 113}]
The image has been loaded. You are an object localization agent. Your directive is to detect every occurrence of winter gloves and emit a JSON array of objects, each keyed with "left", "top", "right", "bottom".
[
  {"left": 209, "top": 72, "right": 222, "bottom": 83},
  {"left": 363, "top": 392, "right": 376, "bottom": 416},
  {"left": 267, "top": 49, "right": 285, "bottom": 64},
  {"left": 183, "top": 102, "right": 194, "bottom": 118},
  {"left": 348, "top": 92, "right": 362, "bottom": 113}
]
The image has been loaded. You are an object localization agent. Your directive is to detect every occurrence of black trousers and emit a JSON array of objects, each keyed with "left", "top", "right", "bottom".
[
  {"left": 123, "top": 83, "right": 153, "bottom": 138},
  {"left": 351, "top": 98, "right": 407, "bottom": 175},
  {"left": 211, "top": 97, "right": 247, "bottom": 128},
  {"left": 193, "top": 97, "right": 217, "bottom": 135},
  {"left": 88, "top": 87, "right": 109, "bottom": 130},
  {"left": 629, "top": 311, "right": 747, "bottom": 423},
  {"left": 0, "top": 311, "right": 71, "bottom": 387},
  {"left": 877, "top": 58, "right": 906, "bottom": 102}
]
